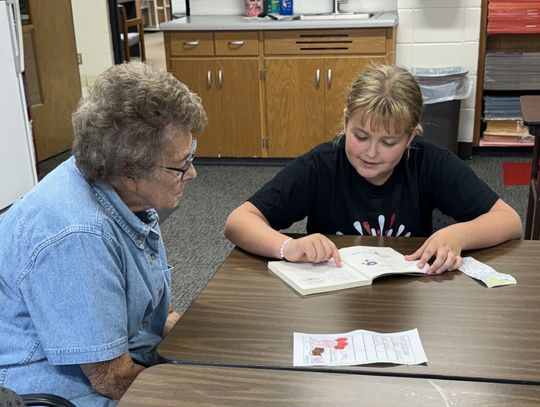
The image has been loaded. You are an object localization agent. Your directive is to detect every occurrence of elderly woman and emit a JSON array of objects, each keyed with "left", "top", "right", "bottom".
[{"left": 0, "top": 62, "right": 206, "bottom": 406}]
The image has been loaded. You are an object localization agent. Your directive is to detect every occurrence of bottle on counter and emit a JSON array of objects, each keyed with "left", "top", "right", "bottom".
[
  {"left": 279, "top": 0, "right": 293, "bottom": 15},
  {"left": 265, "top": 0, "right": 279, "bottom": 13},
  {"left": 245, "top": 0, "right": 263, "bottom": 17}
]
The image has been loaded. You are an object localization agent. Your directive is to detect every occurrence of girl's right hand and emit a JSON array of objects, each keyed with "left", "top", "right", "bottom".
[{"left": 283, "top": 234, "right": 342, "bottom": 266}]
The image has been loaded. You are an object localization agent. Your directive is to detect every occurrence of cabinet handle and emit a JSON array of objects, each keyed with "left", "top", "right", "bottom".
[
  {"left": 218, "top": 69, "right": 223, "bottom": 88},
  {"left": 315, "top": 69, "right": 321, "bottom": 88},
  {"left": 207, "top": 70, "right": 212, "bottom": 89},
  {"left": 184, "top": 40, "right": 200, "bottom": 46},
  {"left": 228, "top": 40, "right": 245, "bottom": 46},
  {"left": 327, "top": 68, "right": 332, "bottom": 88}
]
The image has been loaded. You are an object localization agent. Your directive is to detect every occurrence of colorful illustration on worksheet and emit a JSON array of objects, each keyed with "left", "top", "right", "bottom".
[{"left": 306, "top": 336, "right": 356, "bottom": 365}]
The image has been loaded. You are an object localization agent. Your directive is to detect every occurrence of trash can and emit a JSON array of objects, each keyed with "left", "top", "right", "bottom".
[{"left": 409, "top": 67, "right": 473, "bottom": 154}]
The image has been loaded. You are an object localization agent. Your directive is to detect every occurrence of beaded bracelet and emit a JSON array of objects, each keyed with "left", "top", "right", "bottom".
[{"left": 279, "top": 237, "right": 292, "bottom": 259}]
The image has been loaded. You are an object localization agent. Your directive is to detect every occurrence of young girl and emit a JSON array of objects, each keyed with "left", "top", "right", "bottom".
[{"left": 224, "top": 64, "right": 522, "bottom": 274}]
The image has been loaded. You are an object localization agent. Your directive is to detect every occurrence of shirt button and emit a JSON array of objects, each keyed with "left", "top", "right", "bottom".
[
  {"left": 158, "top": 288, "right": 163, "bottom": 297},
  {"left": 142, "top": 319, "right": 149, "bottom": 327},
  {"left": 150, "top": 253, "right": 156, "bottom": 260}
]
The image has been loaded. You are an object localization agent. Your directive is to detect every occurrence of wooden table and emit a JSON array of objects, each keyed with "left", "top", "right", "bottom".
[
  {"left": 158, "top": 236, "right": 540, "bottom": 384},
  {"left": 521, "top": 95, "right": 540, "bottom": 239},
  {"left": 118, "top": 364, "right": 540, "bottom": 407}
]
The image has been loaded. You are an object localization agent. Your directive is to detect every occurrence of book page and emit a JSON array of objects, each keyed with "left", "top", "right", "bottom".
[
  {"left": 293, "top": 328, "right": 428, "bottom": 367},
  {"left": 339, "top": 246, "right": 428, "bottom": 280},
  {"left": 268, "top": 261, "right": 369, "bottom": 295}
]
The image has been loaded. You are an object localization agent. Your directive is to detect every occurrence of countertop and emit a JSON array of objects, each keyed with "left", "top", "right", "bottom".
[{"left": 160, "top": 11, "right": 397, "bottom": 31}]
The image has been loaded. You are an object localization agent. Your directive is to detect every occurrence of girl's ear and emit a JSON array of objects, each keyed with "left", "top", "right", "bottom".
[{"left": 407, "top": 124, "right": 421, "bottom": 146}]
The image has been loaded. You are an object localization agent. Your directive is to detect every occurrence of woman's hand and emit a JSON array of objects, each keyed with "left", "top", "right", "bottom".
[
  {"left": 284, "top": 234, "right": 342, "bottom": 266},
  {"left": 163, "top": 308, "right": 181, "bottom": 336},
  {"left": 404, "top": 227, "right": 463, "bottom": 275}
]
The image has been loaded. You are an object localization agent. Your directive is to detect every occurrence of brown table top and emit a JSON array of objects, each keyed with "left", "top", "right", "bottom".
[
  {"left": 118, "top": 364, "right": 540, "bottom": 407},
  {"left": 158, "top": 236, "right": 540, "bottom": 384}
]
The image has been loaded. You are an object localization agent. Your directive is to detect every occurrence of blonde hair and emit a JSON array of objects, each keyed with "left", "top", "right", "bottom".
[{"left": 343, "top": 64, "right": 423, "bottom": 136}]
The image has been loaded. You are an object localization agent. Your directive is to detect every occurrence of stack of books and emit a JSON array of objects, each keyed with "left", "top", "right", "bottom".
[
  {"left": 482, "top": 95, "right": 532, "bottom": 144},
  {"left": 488, "top": 1, "right": 540, "bottom": 33},
  {"left": 484, "top": 52, "right": 540, "bottom": 91}
]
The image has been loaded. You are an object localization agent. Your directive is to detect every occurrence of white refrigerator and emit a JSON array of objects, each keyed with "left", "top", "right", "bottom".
[{"left": 0, "top": 0, "right": 37, "bottom": 210}]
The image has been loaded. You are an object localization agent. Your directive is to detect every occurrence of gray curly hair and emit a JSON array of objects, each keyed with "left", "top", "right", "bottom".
[{"left": 72, "top": 62, "right": 207, "bottom": 182}]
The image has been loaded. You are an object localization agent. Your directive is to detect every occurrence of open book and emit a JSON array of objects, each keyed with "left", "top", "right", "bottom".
[{"left": 268, "top": 246, "right": 429, "bottom": 295}]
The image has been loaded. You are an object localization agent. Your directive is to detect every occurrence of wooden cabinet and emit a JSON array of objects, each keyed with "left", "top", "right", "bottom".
[
  {"left": 166, "top": 31, "right": 263, "bottom": 157},
  {"left": 164, "top": 27, "right": 394, "bottom": 158},
  {"left": 265, "top": 56, "right": 385, "bottom": 157},
  {"left": 264, "top": 29, "right": 390, "bottom": 157},
  {"left": 265, "top": 57, "right": 325, "bottom": 157}
]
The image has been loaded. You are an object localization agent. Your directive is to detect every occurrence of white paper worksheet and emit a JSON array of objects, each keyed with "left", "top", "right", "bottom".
[{"left": 293, "top": 328, "right": 428, "bottom": 367}]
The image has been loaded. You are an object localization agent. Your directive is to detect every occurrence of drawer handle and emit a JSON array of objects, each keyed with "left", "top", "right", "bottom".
[
  {"left": 228, "top": 40, "right": 245, "bottom": 46},
  {"left": 327, "top": 68, "right": 332, "bottom": 89},
  {"left": 315, "top": 69, "right": 321, "bottom": 89},
  {"left": 184, "top": 40, "right": 200, "bottom": 46},
  {"left": 207, "top": 70, "right": 212, "bottom": 89},
  {"left": 218, "top": 69, "right": 223, "bottom": 88}
]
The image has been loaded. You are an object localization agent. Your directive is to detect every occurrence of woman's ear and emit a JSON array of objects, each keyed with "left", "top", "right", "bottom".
[{"left": 120, "top": 174, "right": 139, "bottom": 193}]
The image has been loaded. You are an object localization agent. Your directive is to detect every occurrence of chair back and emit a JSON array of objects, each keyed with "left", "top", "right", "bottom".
[
  {"left": 118, "top": 4, "right": 146, "bottom": 62},
  {"left": 0, "top": 386, "right": 76, "bottom": 407},
  {"left": 1, "top": 385, "right": 24, "bottom": 406}
]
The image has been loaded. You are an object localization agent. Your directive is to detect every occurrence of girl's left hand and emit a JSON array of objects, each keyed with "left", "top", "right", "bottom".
[{"left": 404, "top": 228, "right": 463, "bottom": 275}]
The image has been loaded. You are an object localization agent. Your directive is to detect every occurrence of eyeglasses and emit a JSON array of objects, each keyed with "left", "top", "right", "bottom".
[{"left": 158, "top": 138, "right": 197, "bottom": 181}]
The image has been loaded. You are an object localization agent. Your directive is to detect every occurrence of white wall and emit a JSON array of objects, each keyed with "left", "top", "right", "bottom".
[
  {"left": 396, "top": 0, "right": 481, "bottom": 143},
  {"left": 70, "top": 0, "right": 114, "bottom": 90}
]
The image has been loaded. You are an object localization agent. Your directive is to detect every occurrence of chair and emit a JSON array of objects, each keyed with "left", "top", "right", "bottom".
[
  {"left": 118, "top": 4, "right": 146, "bottom": 62},
  {"left": 0, "top": 386, "right": 76, "bottom": 407}
]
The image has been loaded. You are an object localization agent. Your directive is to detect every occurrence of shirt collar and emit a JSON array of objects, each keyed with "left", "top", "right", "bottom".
[{"left": 80, "top": 170, "right": 160, "bottom": 248}]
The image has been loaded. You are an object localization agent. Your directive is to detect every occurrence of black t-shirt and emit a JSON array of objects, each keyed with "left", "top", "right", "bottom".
[{"left": 248, "top": 137, "right": 499, "bottom": 237}]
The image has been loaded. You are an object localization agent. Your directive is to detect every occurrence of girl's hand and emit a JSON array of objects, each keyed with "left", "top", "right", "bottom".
[
  {"left": 404, "top": 228, "right": 463, "bottom": 274},
  {"left": 283, "top": 234, "right": 342, "bottom": 267}
]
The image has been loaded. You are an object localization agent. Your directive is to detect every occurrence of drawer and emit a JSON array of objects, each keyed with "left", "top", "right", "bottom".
[
  {"left": 169, "top": 32, "right": 214, "bottom": 56},
  {"left": 214, "top": 31, "right": 260, "bottom": 56},
  {"left": 264, "top": 29, "right": 387, "bottom": 55}
]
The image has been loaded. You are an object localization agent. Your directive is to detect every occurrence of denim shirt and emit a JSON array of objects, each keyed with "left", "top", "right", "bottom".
[{"left": 0, "top": 157, "right": 171, "bottom": 406}]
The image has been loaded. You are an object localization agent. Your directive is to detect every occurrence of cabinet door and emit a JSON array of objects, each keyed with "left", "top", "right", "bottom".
[
  {"left": 216, "top": 58, "right": 262, "bottom": 157},
  {"left": 265, "top": 58, "right": 326, "bottom": 158},
  {"left": 170, "top": 58, "right": 220, "bottom": 157},
  {"left": 27, "top": 0, "right": 82, "bottom": 161},
  {"left": 324, "top": 57, "right": 386, "bottom": 141}
]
